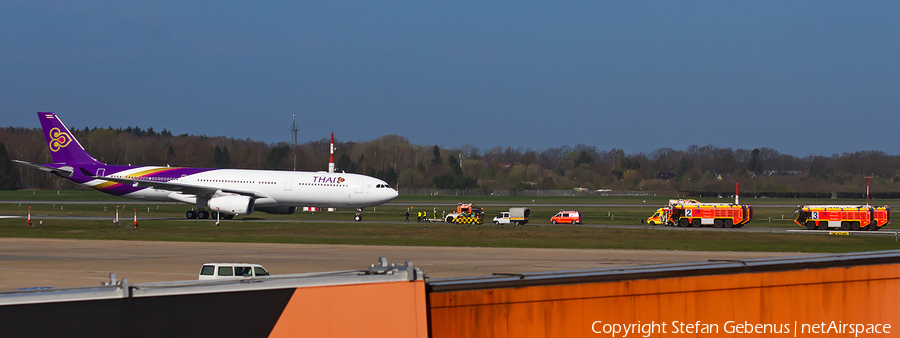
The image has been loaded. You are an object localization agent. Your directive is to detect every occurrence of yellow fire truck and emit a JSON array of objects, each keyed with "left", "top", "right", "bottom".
[
  {"left": 647, "top": 199, "right": 698, "bottom": 225},
  {"left": 649, "top": 199, "right": 753, "bottom": 228},
  {"left": 794, "top": 205, "right": 891, "bottom": 231}
]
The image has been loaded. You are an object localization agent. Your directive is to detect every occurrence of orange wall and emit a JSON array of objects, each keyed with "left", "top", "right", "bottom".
[
  {"left": 270, "top": 280, "right": 428, "bottom": 338},
  {"left": 430, "top": 264, "right": 900, "bottom": 337}
]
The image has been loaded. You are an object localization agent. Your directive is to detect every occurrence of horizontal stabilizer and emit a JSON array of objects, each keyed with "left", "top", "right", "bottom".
[{"left": 13, "top": 160, "right": 74, "bottom": 177}]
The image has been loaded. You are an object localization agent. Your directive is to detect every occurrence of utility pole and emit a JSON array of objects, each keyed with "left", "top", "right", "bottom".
[
  {"left": 290, "top": 115, "right": 299, "bottom": 171},
  {"left": 289, "top": 115, "right": 298, "bottom": 145}
]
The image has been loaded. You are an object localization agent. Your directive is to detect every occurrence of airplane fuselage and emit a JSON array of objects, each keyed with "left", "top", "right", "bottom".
[{"left": 52, "top": 163, "right": 397, "bottom": 209}]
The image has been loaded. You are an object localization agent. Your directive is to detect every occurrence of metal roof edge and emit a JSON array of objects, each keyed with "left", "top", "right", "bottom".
[{"left": 426, "top": 250, "right": 900, "bottom": 293}]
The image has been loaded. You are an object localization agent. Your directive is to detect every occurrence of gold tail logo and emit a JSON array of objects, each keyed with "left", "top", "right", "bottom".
[{"left": 49, "top": 127, "right": 73, "bottom": 152}]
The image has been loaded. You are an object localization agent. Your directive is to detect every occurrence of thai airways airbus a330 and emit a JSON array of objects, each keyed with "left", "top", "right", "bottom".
[{"left": 14, "top": 112, "right": 398, "bottom": 221}]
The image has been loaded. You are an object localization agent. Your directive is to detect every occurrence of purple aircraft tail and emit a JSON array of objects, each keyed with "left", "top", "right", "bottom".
[{"left": 37, "top": 112, "right": 103, "bottom": 165}]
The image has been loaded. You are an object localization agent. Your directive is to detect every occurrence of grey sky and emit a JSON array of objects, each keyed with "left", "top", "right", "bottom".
[{"left": 2, "top": 1, "right": 898, "bottom": 156}]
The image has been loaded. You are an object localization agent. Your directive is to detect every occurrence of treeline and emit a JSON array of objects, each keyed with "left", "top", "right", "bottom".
[{"left": 3, "top": 125, "right": 900, "bottom": 195}]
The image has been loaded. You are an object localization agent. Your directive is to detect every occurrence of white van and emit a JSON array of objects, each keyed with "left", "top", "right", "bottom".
[{"left": 198, "top": 263, "right": 270, "bottom": 280}]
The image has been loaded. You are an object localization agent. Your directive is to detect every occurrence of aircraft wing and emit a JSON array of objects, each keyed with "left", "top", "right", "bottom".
[
  {"left": 13, "top": 160, "right": 74, "bottom": 177},
  {"left": 77, "top": 168, "right": 269, "bottom": 199}
]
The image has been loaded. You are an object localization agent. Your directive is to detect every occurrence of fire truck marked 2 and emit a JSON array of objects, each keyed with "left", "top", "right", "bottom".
[{"left": 648, "top": 199, "right": 753, "bottom": 228}]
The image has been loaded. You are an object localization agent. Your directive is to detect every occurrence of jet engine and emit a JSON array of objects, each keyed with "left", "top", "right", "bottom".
[
  {"left": 208, "top": 195, "right": 255, "bottom": 215},
  {"left": 255, "top": 206, "right": 297, "bottom": 215}
]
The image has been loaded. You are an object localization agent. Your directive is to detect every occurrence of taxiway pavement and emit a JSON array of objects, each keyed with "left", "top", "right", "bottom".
[{"left": 0, "top": 238, "right": 800, "bottom": 290}]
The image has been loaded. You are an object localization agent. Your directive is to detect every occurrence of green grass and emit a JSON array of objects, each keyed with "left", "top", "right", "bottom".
[
  {"left": 1, "top": 190, "right": 898, "bottom": 253},
  {"left": 1, "top": 199, "right": 800, "bottom": 227},
  {"left": 5, "top": 190, "right": 899, "bottom": 206},
  {"left": 391, "top": 193, "right": 900, "bottom": 206},
  {"left": 0, "top": 218, "right": 896, "bottom": 253}
]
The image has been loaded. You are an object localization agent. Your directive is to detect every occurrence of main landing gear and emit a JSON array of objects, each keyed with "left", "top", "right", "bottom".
[
  {"left": 185, "top": 209, "right": 234, "bottom": 220},
  {"left": 186, "top": 209, "right": 209, "bottom": 219}
]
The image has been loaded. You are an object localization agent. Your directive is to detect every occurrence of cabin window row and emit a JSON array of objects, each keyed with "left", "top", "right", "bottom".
[
  {"left": 114, "top": 176, "right": 178, "bottom": 181},
  {"left": 299, "top": 183, "right": 347, "bottom": 187},
  {"left": 198, "top": 179, "right": 256, "bottom": 184}
]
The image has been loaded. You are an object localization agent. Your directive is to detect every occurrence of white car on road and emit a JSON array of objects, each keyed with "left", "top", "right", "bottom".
[{"left": 198, "top": 263, "right": 270, "bottom": 280}]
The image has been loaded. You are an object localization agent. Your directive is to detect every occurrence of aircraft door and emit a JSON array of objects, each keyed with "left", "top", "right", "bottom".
[
  {"left": 284, "top": 176, "right": 292, "bottom": 191},
  {"left": 97, "top": 168, "right": 105, "bottom": 177},
  {"left": 355, "top": 179, "right": 363, "bottom": 193}
]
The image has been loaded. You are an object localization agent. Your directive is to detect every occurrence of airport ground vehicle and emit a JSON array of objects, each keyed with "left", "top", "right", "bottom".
[
  {"left": 655, "top": 199, "right": 752, "bottom": 228},
  {"left": 646, "top": 200, "right": 687, "bottom": 225},
  {"left": 551, "top": 210, "right": 581, "bottom": 224},
  {"left": 492, "top": 207, "right": 531, "bottom": 225},
  {"left": 647, "top": 199, "right": 698, "bottom": 225},
  {"left": 446, "top": 203, "right": 484, "bottom": 225},
  {"left": 794, "top": 205, "right": 891, "bottom": 231},
  {"left": 647, "top": 208, "right": 666, "bottom": 225},
  {"left": 199, "top": 263, "right": 270, "bottom": 280}
]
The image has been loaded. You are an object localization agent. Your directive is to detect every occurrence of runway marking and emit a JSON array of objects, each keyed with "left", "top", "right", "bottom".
[
  {"left": 786, "top": 229, "right": 898, "bottom": 236},
  {"left": 0, "top": 216, "right": 21, "bottom": 219}
]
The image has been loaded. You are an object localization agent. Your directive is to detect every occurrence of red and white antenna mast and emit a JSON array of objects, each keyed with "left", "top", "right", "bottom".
[
  {"left": 865, "top": 175, "right": 873, "bottom": 205},
  {"left": 327, "top": 132, "right": 336, "bottom": 213},
  {"left": 328, "top": 132, "right": 335, "bottom": 173}
]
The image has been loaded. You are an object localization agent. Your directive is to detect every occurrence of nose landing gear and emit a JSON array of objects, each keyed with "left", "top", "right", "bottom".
[{"left": 354, "top": 208, "right": 362, "bottom": 222}]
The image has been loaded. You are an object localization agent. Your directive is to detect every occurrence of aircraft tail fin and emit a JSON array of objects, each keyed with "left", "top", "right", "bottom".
[{"left": 37, "top": 112, "right": 103, "bottom": 165}]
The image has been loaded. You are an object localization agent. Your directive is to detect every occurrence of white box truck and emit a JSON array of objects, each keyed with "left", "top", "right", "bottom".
[{"left": 492, "top": 207, "right": 531, "bottom": 225}]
